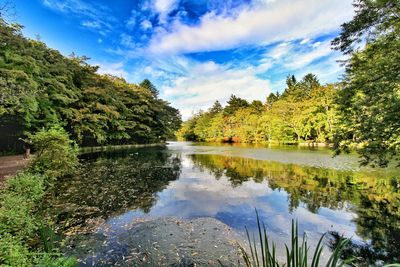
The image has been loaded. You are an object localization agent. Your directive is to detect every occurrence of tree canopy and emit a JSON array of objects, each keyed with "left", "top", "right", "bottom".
[
  {"left": 333, "top": 0, "right": 400, "bottom": 166},
  {"left": 0, "top": 19, "right": 181, "bottom": 151},
  {"left": 176, "top": 74, "right": 338, "bottom": 145}
]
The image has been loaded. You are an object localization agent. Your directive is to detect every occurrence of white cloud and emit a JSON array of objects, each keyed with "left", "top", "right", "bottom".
[
  {"left": 148, "top": 0, "right": 353, "bottom": 54},
  {"left": 159, "top": 59, "right": 271, "bottom": 119},
  {"left": 120, "top": 33, "right": 136, "bottom": 48},
  {"left": 153, "top": 0, "right": 179, "bottom": 23},
  {"left": 126, "top": 10, "right": 138, "bottom": 29},
  {"left": 94, "top": 61, "right": 128, "bottom": 79},
  {"left": 43, "top": 0, "right": 115, "bottom": 34},
  {"left": 300, "top": 38, "right": 310, "bottom": 45},
  {"left": 140, "top": 19, "right": 153, "bottom": 30},
  {"left": 81, "top": 20, "right": 102, "bottom": 29},
  {"left": 268, "top": 42, "right": 292, "bottom": 59},
  {"left": 283, "top": 41, "right": 333, "bottom": 69}
]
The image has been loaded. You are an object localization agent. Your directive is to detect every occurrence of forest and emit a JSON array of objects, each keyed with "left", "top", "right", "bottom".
[
  {"left": 0, "top": 19, "right": 182, "bottom": 152},
  {"left": 176, "top": 74, "right": 337, "bottom": 145}
]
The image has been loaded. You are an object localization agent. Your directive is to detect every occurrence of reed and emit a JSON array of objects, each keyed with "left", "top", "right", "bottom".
[{"left": 240, "top": 210, "right": 352, "bottom": 267}]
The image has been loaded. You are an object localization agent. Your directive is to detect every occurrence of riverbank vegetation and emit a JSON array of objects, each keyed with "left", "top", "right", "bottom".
[
  {"left": 0, "top": 19, "right": 181, "bottom": 153},
  {"left": 0, "top": 126, "right": 78, "bottom": 266},
  {"left": 177, "top": 0, "right": 400, "bottom": 167},
  {"left": 242, "top": 213, "right": 351, "bottom": 267},
  {"left": 176, "top": 74, "right": 337, "bottom": 145}
]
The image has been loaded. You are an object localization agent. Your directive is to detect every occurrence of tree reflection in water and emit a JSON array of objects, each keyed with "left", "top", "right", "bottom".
[
  {"left": 189, "top": 154, "right": 400, "bottom": 265},
  {"left": 45, "top": 147, "right": 182, "bottom": 234}
]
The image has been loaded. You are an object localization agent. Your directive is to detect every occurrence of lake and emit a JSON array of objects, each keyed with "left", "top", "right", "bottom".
[{"left": 45, "top": 141, "right": 400, "bottom": 266}]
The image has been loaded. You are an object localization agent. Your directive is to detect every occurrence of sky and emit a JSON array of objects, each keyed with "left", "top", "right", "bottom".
[{"left": 13, "top": 0, "right": 354, "bottom": 119}]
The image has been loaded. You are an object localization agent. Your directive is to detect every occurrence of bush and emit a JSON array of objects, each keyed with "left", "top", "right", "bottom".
[
  {"left": 28, "top": 125, "right": 79, "bottom": 179},
  {"left": 0, "top": 171, "right": 76, "bottom": 266},
  {"left": 0, "top": 234, "right": 30, "bottom": 267},
  {"left": 0, "top": 172, "right": 46, "bottom": 240},
  {"left": 0, "top": 125, "right": 79, "bottom": 266}
]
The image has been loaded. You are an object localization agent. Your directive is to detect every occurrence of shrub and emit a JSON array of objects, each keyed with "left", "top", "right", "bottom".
[
  {"left": 28, "top": 125, "right": 79, "bottom": 179},
  {"left": 0, "top": 234, "right": 30, "bottom": 267},
  {"left": 34, "top": 253, "right": 77, "bottom": 267},
  {"left": 0, "top": 172, "right": 46, "bottom": 240}
]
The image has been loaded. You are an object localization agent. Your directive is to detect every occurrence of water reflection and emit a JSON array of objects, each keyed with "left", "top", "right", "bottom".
[
  {"left": 45, "top": 143, "right": 400, "bottom": 265},
  {"left": 45, "top": 147, "right": 182, "bottom": 234},
  {"left": 189, "top": 153, "right": 400, "bottom": 265}
]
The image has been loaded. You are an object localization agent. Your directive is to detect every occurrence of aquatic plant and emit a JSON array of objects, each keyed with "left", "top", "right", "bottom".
[{"left": 240, "top": 211, "right": 352, "bottom": 267}]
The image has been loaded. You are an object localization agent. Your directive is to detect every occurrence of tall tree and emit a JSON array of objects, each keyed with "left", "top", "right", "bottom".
[
  {"left": 333, "top": 0, "right": 400, "bottom": 166},
  {"left": 140, "top": 78, "right": 159, "bottom": 97},
  {"left": 208, "top": 101, "right": 223, "bottom": 114},
  {"left": 223, "top": 95, "right": 249, "bottom": 116}
]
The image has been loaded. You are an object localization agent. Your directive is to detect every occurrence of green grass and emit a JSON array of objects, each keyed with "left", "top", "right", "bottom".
[{"left": 240, "top": 210, "right": 352, "bottom": 267}]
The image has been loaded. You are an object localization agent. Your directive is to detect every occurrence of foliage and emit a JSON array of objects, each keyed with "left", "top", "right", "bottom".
[
  {"left": 0, "top": 234, "right": 30, "bottom": 267},
  {"left": 0, "top": 19, "right": 181, "bottom": 152},
  {"left": 0, "top": 172, "right": 45, "bottom": 239},
  {"left": 28, "top": 125, "right": 79, "bottom": 179},
  {"left": 177, "top": 74, "right": 338, "bottom": 144},
  {"left": 241, "top": 212, "right": 351, "bottom": 267},
  {"left": 333, "top": 0, "right": 400, "bottom": 167},
  {"left": 0, "top": 125, "right": 80, "bottom": 266},
  {"left": 0, "top": 172, "right": 76, "bottom": 266}
]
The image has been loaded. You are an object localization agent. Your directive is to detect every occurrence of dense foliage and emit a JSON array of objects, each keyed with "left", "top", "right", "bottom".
[
  {"left": 0, "top": 126, "right": 79, "bottom": 266},
  {"left": 177, "top": 74, "right": 338, "bottom": 144},
  {"left": 333, "top": 0, "right": 400, "bottom": 167},
  {"left": 27, "top": 125, "right": 78, "bottom": 179},
  {"left": 0, "top": 19, "right": 181, "bottom": 152}
]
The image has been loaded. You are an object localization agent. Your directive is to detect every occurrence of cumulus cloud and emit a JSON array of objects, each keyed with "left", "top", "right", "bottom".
[
  {"left": 159, "top": 58, "right": 271, "bottom": 119},
  {"left": 147, "top": 0, "right": 353, "bottom": 54}
]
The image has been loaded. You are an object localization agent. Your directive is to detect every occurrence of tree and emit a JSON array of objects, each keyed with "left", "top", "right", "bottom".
[
  {"left": 208, "top": 101, "right": 223, "bottom": 114},
  {"left": 266, "top": 92, "right": 278, "bottom": 106},
  {"left": 333, "top": 0, "right": 400, "bottom": 166},
  {"left": 176, "top": 74, "right": 339, "bottom": 145},
  {"left": 0, "top": 20, "right": 182, "bottom": 151},
  {"left": 140, "top": 78, "right": 159, "bottom": 97},
  {"left": 223, "top": 95, "right": 249, "bottom": 116},
  {"left": 332, "top": 0, "right": 400, "bottom": 54},
  {"left": 0, "top": 1, "right": 16, "bottom": 21}
]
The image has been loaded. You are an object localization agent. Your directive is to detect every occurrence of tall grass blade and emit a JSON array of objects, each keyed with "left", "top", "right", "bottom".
[{"left": 240, "top": 213, "right": 351, "bottom": 267}]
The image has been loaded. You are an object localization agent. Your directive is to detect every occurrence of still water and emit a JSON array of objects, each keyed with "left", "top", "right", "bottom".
[{"left": 46, "top": 141, "right": 400, "bottom": 265}]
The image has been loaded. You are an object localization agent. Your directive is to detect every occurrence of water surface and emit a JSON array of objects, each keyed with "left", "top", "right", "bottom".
[{"left": 46, "top": 142, "right": 400, "bottom": 265}]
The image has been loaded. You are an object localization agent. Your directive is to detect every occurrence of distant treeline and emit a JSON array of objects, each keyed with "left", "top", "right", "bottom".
[
  {"left": 0, "top": 19, "right": 182, "bottom": 152},
  {"left": 177, "top": 73, "right": 337, "bottom": 145}
]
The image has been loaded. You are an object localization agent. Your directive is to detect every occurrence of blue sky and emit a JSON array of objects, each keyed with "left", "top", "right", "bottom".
[{"left": 13, "top": 0, "right": 354, "bottom": 118}]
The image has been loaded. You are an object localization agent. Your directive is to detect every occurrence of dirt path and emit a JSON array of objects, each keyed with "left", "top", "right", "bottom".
[{"left": 0, "top": 154, "right": 28, "bottom": 185}]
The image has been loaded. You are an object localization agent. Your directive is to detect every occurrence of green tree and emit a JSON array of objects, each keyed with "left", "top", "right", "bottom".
[
  {"left": 333, "top": 0, "right": 400, "bottom": 166},
  {"left": 0, "top": 20, "right": 181, "bottom": 151},
  {"left": 223, "top": 95, "right": 249, "bottom": 116}
]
